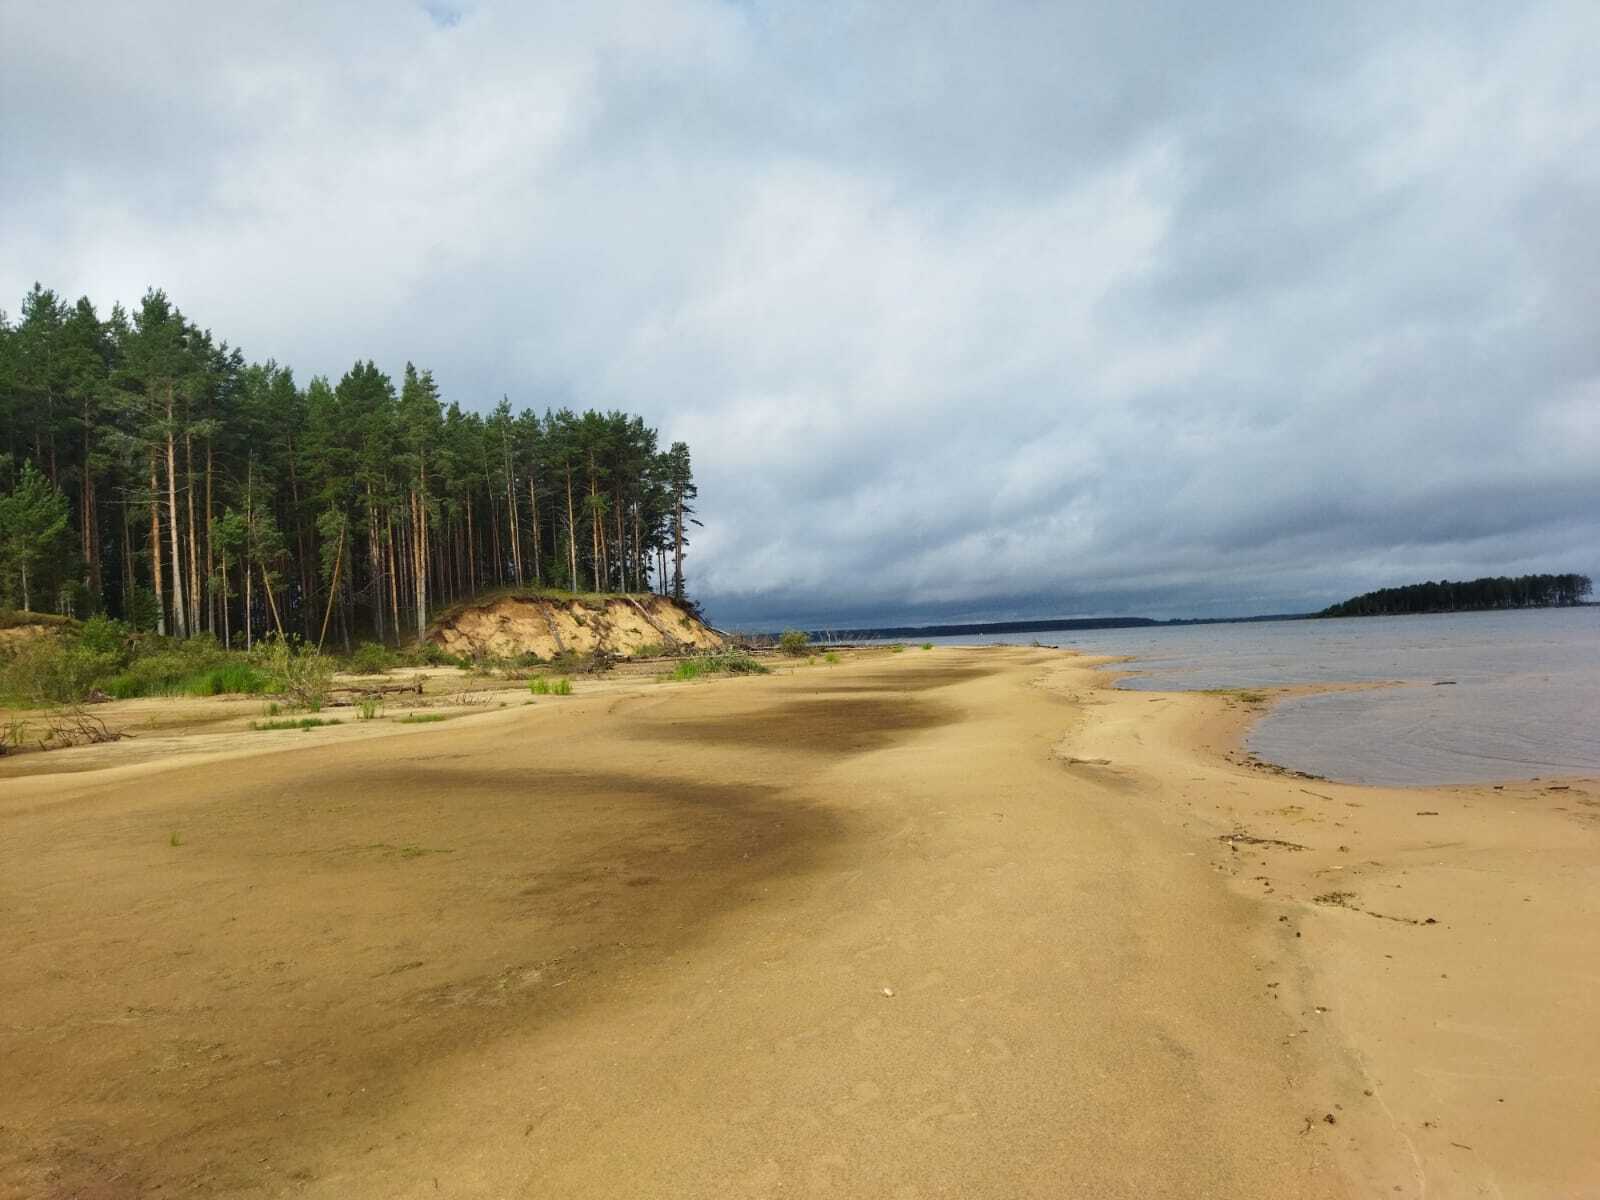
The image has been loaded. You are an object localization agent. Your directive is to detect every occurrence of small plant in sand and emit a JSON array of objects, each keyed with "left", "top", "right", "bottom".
[
  {"left": 888, "top": 643, "right": 906, "bottom": 653},
  {"left": 551, "top": 677, "right": 573, "bottom": 695},
  {"left": 921, "top": 643, "right": 933, "bottom": 651},
  {"left": 397, "top": 713, "right": 448, "bottom": 724},
  {"left": 824, "top": 651, "right": 840, "bottom": 665},
  {"left": 778, "top": 629, "right": 810, "bottom": 656},
  {"left": 529, "top": 676, "right": 551, "bottom": 695},
  {"left": 356, "top": 697, "right": 383, "bottom": 720},
  {"left": 169, "top": 831, "right": 183, "bottom": 847}
]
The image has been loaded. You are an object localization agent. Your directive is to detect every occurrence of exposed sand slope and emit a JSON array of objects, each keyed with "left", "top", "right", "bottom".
[
  {"left": 2, "top": 649, "right": 1591, "bottom": 1197},
  {"left": 427, "top": 593, "right": 723, "bottom": 660}
]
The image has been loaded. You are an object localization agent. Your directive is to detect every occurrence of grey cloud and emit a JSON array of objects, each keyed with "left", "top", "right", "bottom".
[{"left": 3, "top": 0, "right": 1596, "bottom": 629}]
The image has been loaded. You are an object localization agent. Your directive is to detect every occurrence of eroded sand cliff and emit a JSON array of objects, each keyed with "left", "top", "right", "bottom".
[{"left": 426, "top": 592, "right": 724, "bottom": 659}]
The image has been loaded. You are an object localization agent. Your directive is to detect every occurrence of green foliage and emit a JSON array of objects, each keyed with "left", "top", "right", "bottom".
[
  {"left": 255, "top": 637, "right": 335, "bottom": 710},
  {"left": 76, "top": 615, "right": 131, "bottom": 656},
  {"left": 888, "top": 643, "right": 905, "bottom": 653},
  {"left": 397, "top": 712, "right": 448, "bottom": 724},
  {"left": 665, "top": 652, "right": 768, "bottom": 681},
  {"left": 351, "top": 642, "right": 396, "bottom": 674},
  {"left": 0, "top": 638, "right": 115, "bottom": 705},
  {"left": 356, "top": 697, "right": 382, "bottom": 720},
  {"left": 0, "top": 461, "right": 72, "bottom": 612},
  {"left": 99, "top": 639, "right": 272, "bottom": 699},
  {"left": 552, "top": 676, "right": 573, "bottom": 695},
  {"left": 252, "top": 716, "right": 341, "bottom": 731},
  {"left": 528, "top": 676, "right": 551, "bottom": 695},
  {"left": 124, "top": 586, "right": 160, "bottom": 633},
  {"left": 921, "top": 643, "right": 933, "bottom": 651},
  {"left": 778, "top": 629, "right": 810, "bottom": 656},
  {"left": 824, "top": 651, "right": 840, "bottom": 664},
  {"left": 412, "top": 642, "right": 451, "bottom": 666}
]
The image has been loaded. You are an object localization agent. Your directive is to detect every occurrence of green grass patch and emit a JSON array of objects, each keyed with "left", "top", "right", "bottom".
[
  {"left": 101, "top": 657, "right": 272, "bottom": 699},
  {"left": 921, "top": 643, "right": 934, "bottom": 651},
  {"left": 665, "top": 653, "right": 768, "bottom": 681},
  {"left": 396, "top": 713, "right": 450, "bottom": 724},
  {"left": 251, "top": 716, "right": 341, "bottom": 731},
  {"left": 824, "top": 651, "right": 840, "bottom": 664}
]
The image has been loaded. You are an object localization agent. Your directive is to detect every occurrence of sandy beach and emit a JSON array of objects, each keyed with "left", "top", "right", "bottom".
[{"left": 2, "top": 647, "right": 1595, "bottom": 1198}]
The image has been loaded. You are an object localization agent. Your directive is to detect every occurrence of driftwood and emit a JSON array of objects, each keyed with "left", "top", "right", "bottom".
[
  {"left": 625, "top": 596, "right": 684, "bottom": 650},
  {"left": 328, "top": 679, "right": 424, "bottom": 702},
  {"left": 540, "top": 609, "right": 567, "bottom": 654}
]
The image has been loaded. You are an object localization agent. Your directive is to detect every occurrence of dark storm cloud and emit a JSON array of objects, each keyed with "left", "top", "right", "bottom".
[{"left": 3, "top": 0, "right": 1596, "bottom": 628}]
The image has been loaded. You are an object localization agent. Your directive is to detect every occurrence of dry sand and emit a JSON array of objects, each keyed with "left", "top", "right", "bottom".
[{"left": 1, "top": 648, "right": 1594, "bottom": 1197}]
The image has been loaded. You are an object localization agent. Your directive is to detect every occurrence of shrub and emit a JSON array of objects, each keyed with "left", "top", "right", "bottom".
[
  {"left": 412, "top": 641, "right": 449, "bottom": 666},
  {"left": 529, "top": 676, "right": 551, "bottom": 695},
  {"left": 921, "top": 643, "right": 933, "bottom": 651},
  {"left": 356, "top": 697, "right": 382, "bottom": 720},
  {"left": 888, "top": 643, "right": 906, "bottom": 653},
  {"left": 351, "top": 642, "right": 395, "bottom": 674},
  {"left": 778, "top": 629, "right": 810, "bottom": 656},
  {"left": 257, "top": 638, "right": 335, "bottom": 711},
  {"left": 76, "top": 615, "right": 132, "bottom": 658},
  {"left": 1, "top": 639, "right": 117, "bottom": 705},
  {"left": 824, "top": 651, "right": 840, "bottom": 664},
  {"left": 552, "top": 677, "right": 573, "bottom": 695}
]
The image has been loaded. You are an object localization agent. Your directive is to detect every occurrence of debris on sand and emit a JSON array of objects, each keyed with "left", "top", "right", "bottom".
[{"left": 1219, "top": 832, "right": 1307, "bottom": 851}]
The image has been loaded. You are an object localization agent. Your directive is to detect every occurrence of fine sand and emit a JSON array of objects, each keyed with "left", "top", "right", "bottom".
[{"left": 1, "top": 648, "right": 1594, "bottom": 1197}]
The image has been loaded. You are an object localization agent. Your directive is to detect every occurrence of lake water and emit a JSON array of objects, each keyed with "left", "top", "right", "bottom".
[{"left": 877, "top": 609, "right": 1600, "bottom": 786}]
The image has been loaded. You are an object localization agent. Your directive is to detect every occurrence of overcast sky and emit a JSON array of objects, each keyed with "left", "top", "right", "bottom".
[{"left": 3, "top": 2, "right": 1596, "bottom": 628}]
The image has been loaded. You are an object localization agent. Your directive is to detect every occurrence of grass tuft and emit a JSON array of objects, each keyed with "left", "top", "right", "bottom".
[
  {"left": 251, "top": 716, "right": 341, "bottom": 731},
  {"left": 664, "top": 654, "right": 767, "bottom": 681}
]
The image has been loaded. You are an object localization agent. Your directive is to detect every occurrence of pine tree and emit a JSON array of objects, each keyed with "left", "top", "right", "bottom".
[{"left": 0, "top": 461, "right": 72, "bottom": 612}]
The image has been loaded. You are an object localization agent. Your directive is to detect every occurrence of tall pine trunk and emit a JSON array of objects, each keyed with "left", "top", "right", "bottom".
[
  {"left": 149, "top": 455, "right": 165, "bottom": 635},
  {"left": 164, "top": 389, "right": 188, "bottom": 638}
]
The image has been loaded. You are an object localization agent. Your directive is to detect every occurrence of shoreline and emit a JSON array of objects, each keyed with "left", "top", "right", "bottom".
[
  {"left": 2, "top": 646, "right": 1594, "bottom": 1196},
  {"left": 1061, "top": 654, "right": 1599, "bottom": 1194}
]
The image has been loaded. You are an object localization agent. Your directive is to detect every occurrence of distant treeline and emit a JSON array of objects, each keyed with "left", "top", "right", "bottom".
[{"left": 1319, "top": 573, "right": 1592, "bottom": 618}]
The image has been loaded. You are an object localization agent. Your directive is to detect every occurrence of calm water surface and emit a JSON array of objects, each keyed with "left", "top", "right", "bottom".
[{"left": 887, "top": 609, "right": 1600, "bottom": 786}]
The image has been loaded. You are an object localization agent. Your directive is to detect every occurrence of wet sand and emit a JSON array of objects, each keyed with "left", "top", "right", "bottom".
[{"left": 2, "top": 648, "right": 1594, "bottom": 1197}]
